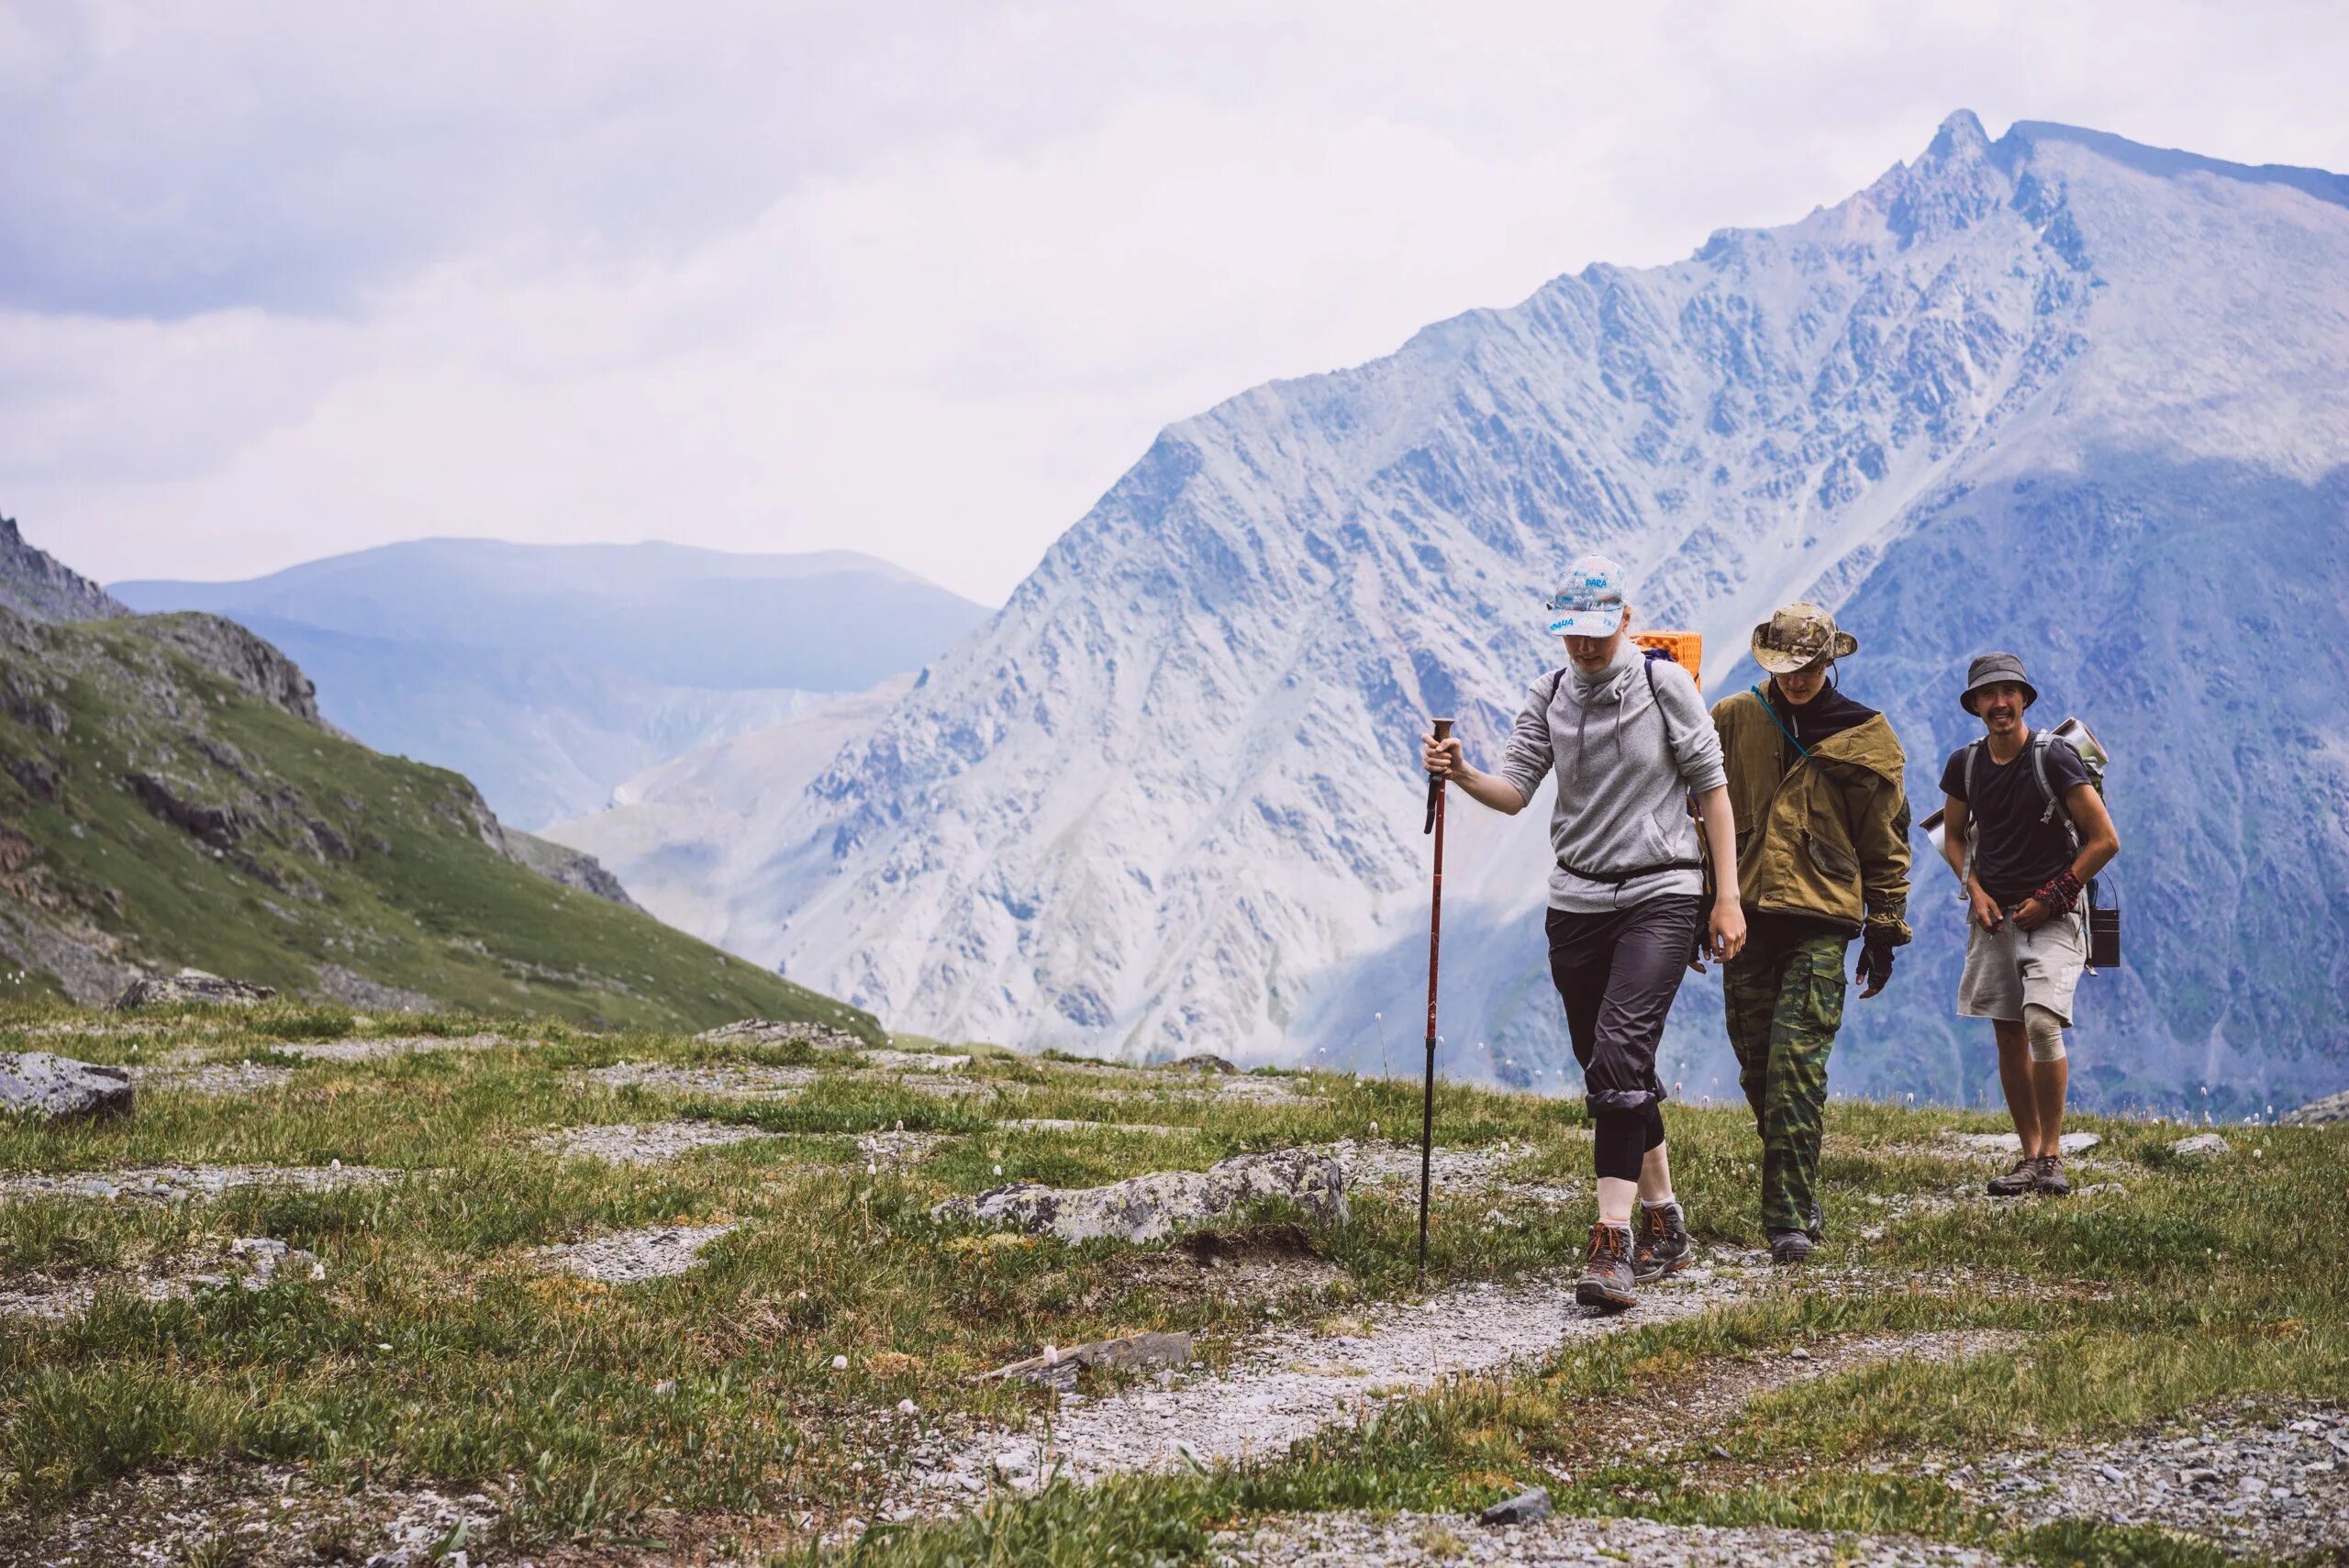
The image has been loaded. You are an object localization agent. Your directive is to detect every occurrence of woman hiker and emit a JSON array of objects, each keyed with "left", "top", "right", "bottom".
[
  {"left": 1710, "top": 603, "right": 1912, "bottom": 1265},
  {"left": 1422, "top": 555, "right": 1743, "bottom": 1311}
]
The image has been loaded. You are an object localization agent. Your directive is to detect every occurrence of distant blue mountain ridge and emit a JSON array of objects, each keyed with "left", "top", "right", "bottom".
[{"left": 114, "top": 539, "right": 991, "bottom": 828}]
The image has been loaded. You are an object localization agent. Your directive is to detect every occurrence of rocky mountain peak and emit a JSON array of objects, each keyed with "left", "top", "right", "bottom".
[{"left": 0, "top": 517, "right": 128, "bottom": 625}]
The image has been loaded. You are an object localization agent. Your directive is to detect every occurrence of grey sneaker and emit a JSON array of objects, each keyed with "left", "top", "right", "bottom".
[
  {"left": 1768, "top": 1229, "right": 1814, "bottom": 1265},
  {"left": 1575, "top": 1223, "right": 1637, "bottom": 1311},
  {"left": 1987, "top": 1158, "right": 2036, "bottom": 1196},
  {"left": 1633, "top": 1201, "right": 1691, "bottom": 1283},
  {"left": 2032, "top": 1155, "right": 2071, "bottom": 1196}
]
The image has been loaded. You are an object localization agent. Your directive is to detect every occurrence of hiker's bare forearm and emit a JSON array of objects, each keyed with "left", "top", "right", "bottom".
[
  {"left": 1450, "top": 765, "right": 1529, "bottom": 814},
  {"left": 2066, "top": 784, "right": 2119, "bottom": 884}
]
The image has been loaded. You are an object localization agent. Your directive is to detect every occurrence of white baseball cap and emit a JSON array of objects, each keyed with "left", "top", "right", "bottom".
[{"left": 1545, "top": 555, "right": 1630, "bottom": 637}]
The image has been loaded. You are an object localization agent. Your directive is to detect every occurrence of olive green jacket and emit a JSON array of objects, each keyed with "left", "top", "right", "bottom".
[{"left": 1711, "top": 688, "right": 1913, "bottom": 944}]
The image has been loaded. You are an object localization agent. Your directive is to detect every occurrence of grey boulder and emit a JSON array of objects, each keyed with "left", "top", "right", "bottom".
[
  {"left": 1478, "top": 1486, "right": 1553, "bottom": 1526},
  {"left": 114, "top": 968, "right": 276, "bottom": 1010},
  {"left": 0, "top": 1051, "right": 134, "bottom": 1121},
  {"left": 2172, "top": 1132, "right": 2233, "bottom": 1158},
  {"left": 932, "top": 1148, "right": 1347, "bottom": 1244},
  {"left": 2280, "top": 1089, "right": 2349, "bottom": 1127}
]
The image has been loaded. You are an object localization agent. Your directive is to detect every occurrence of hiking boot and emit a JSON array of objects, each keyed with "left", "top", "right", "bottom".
[
  {"left": 1768, "top": 1229, "right": 1814, "bottom": 1265},
  {"left": 1806, "top": 1199, "right": 1826, "bottom": 1244},
  {"left": 1632, "top": 1201, "right": 1691, "bottom": 1283},
  {"left": 2032, "top": 1155, "right": 2071, "bottom": 1196},
  {"left": 1575, "top": 1222, "right": 1637, "bottom": 1311},
  {"left": 1987, "top": 1157, "right": 2036, "bottom": 1196}
]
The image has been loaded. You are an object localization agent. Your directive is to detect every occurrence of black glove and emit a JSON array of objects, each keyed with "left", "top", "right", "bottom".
[{"left": 1854, "top": 929, "right": 1896, "bottom": 995}]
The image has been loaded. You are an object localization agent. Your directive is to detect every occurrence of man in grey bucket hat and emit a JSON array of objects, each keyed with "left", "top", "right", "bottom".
[{"left": 1938, "top": 652, "right": 2120, "bottom": 1197}]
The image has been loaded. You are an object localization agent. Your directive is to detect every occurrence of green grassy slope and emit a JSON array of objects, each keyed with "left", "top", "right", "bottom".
[{"left": 0, "top": 609, "right": 877, "bottom": 1039}]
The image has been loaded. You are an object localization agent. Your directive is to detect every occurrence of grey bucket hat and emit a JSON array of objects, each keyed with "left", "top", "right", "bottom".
[{"left": 1960, "top": 651, "right": 2040, "bottom": 714}]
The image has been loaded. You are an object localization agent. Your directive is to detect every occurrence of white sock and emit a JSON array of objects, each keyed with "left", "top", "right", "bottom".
[{"left": 1643, "top": 1193, "right": 1678, "bottom": 1209}]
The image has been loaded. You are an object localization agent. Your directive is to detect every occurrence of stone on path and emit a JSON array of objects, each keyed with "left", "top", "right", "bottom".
[
  {"left": 2171, "top": 1132, "right": 2232, "bottom": 1157},
  {"left": 113, "top": 968, "right": 276, "bottom": 1010},
  {"left": 0, "top": 1051, "right": 134, "bottom": 1121},
  {"left": 531, "top": 1223, "right": 738, "bottom": 1284},
  {"left": 931, "top": 1149, "right": 1347, "bottom": 1244},
  {"left": 982, "top": 1331, "right": 1195, "bottom": 1385},
  {"left": 1476, "top": 1486, "right": 1553, "bottom": 1526}
]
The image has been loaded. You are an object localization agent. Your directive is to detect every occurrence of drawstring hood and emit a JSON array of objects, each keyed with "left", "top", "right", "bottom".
[{"left": 1563, "top": 638, "right": 1646, "bottom": 783}]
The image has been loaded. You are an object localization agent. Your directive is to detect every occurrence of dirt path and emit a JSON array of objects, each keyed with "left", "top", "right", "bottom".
[{"left": 1219, "top": 1513, "right": 2016, "bottom": 1566}]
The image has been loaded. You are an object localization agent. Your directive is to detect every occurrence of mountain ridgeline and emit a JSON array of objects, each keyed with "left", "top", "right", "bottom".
[
  {"left": 564, "top": 112, "right": 2349, "bottom": 1116},
  {"left": 0, "top": 524, "right": 880, "bottom": 1037}
]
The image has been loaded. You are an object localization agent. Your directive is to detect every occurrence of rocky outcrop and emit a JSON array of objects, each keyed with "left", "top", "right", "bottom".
[
  {"left": 115, "top": 969, "right": 278, "bottom": 1010},
  {"left": 500, "top": 829, "right": 645, "bottom": 912},
  {"left": 2172, "top": 1133, "right": 2233, "bottom": 1158},
  {"left": 932, "top": 1150, "right": 1347, "bottom": 1244},
  {"left": 130, "top": 613, "right": 323, "bottom": 727},
  {"left": 2281, "top": 1090, "right": 2349, "bottom": 1127},
  {"left": 0, "top": 517, "right": 128, "bottom": 624},
  {"left": 696, "top": 1018, "right": 866, "bottom": 1051},
  {"left": 0, "top": 1051, "right": 134, "bottom": 1121},
  {"left": 982, "top": 1330, "right": 1195, "bottom": 1385}
]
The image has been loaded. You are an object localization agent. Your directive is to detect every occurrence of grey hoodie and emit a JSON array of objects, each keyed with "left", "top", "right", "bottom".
[{"left": 1497, "top": 638, "right": 1727, "bottom": 913}]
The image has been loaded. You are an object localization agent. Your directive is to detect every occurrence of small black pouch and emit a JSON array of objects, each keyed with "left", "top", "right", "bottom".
[{"left": 2086, "top": 877, "right": 2121, "bottom": 970}]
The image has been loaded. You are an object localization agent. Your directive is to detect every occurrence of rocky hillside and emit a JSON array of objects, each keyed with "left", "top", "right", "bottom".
[
  {"left": 563, "top": 112, "right": 2349, "bottom": 1117},
  {"left": 113, "top": 538, "right": 993, "bottom": 828},
  {"left": 1, "top": 516, "right": 127, "bottom": 623},
  {"left": 0, "top": 580, "right": 880, "bottom": 1036}
]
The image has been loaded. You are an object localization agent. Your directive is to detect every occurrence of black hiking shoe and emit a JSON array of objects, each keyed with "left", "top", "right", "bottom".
[
  {"left": 1987, "top": 1158, "right": 2036, "bottom": 1196},
  {"left": 1768, "top": 1229, "right": 1814, "bottom": 1266},
  {"left": 1575, "top": 1223, "right": 1637, "bottom": 1311},
  {"left": 2032, "top": 1155, "right": 2071, "bottom": 1195},
  {"left": 1632, "top": 1201, "right": 1691, "bottom": 1283},
  {"left": 1806, "top": 1199, "right": 1826, "bottom": 1244}
]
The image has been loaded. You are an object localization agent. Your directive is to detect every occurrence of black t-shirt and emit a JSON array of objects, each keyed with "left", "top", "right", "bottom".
[{"left": 1939, "top": 734, "right": 2092, "bottom": 907}]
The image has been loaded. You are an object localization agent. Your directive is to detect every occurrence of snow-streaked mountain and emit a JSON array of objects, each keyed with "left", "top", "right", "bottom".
[
  {"left": 113, "top": 539, "right": 991, "bottom": 828},
  {"left": 564, "top": 114, "right": 2349, "bottom": 1115}
]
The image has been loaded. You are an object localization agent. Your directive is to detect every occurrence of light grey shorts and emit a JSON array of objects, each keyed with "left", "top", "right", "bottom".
[{"left": 1957, "top": 911, "right": 2087, "bottom": 1026}]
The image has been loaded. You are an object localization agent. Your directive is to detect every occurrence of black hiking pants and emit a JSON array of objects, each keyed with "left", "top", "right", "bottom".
[{"left": 1546, "top": 894, "right": 1703, "bottom": 1182}]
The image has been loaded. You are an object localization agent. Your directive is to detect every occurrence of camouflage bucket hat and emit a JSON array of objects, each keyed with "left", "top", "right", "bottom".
[{"left": 1750, "top": 602, "right": 1859, "bottom": 675}]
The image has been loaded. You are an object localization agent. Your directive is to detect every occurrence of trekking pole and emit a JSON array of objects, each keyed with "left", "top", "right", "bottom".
[{"left": 1419, "top": 717, "right": 1453, "bottom": 1281}]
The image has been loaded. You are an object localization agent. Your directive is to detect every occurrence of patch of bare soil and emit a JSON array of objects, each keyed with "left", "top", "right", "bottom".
[
  {"left": 1221, "top": 1512, "right": 2015, "bottom": 1567},
  {"left": 0, "top": 1463, "right": 504, "bottom": 1568},
  {"left": 538, "top": 1120, "right": 778, "bottom": 1164},
  {"left": 0, "top": 1236, "right": 324, "bottom": 1321},
  {"left": 127, "top": 1060, "right": 296, "bottom": 1095},
  {"left": 0, "top": 1162, "right": 402, "bottom": 1204},
  {"left": 1554, "top": 1329, "right": 2028, "bottom": 1476}
]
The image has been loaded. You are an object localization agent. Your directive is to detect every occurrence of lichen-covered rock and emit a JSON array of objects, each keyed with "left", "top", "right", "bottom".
[
  {"left": 1169, "top": 1053, "right": 1239, "bottom": 1074},
  {"left": 932, "top": 1149, "right": 1347, "bottom": 1244},
  {"left": 0, "top": 1051, "right": 134, "bottom": 1121},
  {"left": 114, "top": 968, "right": 277, "bottom": 1010},
  {"left": 2172, "top": 1132, "right": 2233, "bottom": 1158},
  {"left": 695, "top": 1018, "right": 863, "bottom": 1051}
]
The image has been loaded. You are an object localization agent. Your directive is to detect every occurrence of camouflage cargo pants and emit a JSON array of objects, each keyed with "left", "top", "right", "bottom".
[{"left": 1722, "top": 929, "right": 1848, "bottom": 1237}]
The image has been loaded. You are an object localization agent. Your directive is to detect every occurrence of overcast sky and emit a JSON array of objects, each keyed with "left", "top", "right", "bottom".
[{"left": 6, "top": 2, "right": 2346, "bottom": 605}]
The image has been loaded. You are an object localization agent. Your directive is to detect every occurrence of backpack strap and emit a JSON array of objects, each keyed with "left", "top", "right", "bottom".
[
  {"left": 1964, "top": 738, "right": 1984, "bottom": 805},
  {"left": 1748, "top": 684, "right": 1814, "bottom": 766},
  {"left": 1642, "top": 648, "right": 1682, "bottom": 754},
  {"left": 2029, "top": 730, "right": 2082, "bottom": 853}
]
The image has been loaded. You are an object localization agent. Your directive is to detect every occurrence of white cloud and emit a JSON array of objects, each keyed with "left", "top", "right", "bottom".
[{"left": 7, "top": 0, "right": 2348, "bottom": 601}]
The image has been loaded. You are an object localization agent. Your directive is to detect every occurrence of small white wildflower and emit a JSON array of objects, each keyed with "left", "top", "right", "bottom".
[
  {"left": 1042, "top": 1344, "right": 1058, "bottom": 1365},
  {"left": 1368, "top": 1121, "right": 1379, "bottom": 1137},
  {"left": 375, "top": 1342, "right": 393, "bottom": 1351},
  {"left": 329, "top": 1158, "right": 342, "bottom": 1170},
  {"left": 866, "top": 1162, "right": 878, "bottom": 1176},
  {"left": 994, "top": 1164, "right": 1004, "bottom": 1176},
  {"left": 308, "top": 1263, "right": 327, "bottom": 1282},
  {"left": 895, "top": 1119, "right": 905, "bottom": 1132},
  {"left": 654, "top": 1379, "right": 676, "bottom": 1395},
  {"left": 897, "top": 1397, "right": 918, "bottom": 1415},
  {"left": 831, "top": 1354, "right": 849, "bottom": 1371}
]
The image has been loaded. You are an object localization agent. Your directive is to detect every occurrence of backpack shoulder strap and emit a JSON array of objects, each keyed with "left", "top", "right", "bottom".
[
  {"left": 1963, "top": 738, "right": 1984, "bottom": 804},
  {"left": 2030, "top": 730, "right": 2081, "bottom": 848},
  {"left": 1642, "top": 649, "right": 1682, "bottom": 752}
]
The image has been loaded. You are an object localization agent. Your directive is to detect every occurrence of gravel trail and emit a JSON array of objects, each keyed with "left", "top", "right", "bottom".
[
  {"left": 1219, "top": 1513, "right": 2016, "bottom": 1566},
  {"left": 922, "top": 1260, "right": 1760, "bottom": 1496},
  {"left": 1943, "top": 1404, "right": 2349, "bottom": 1559},
  {"left": 538, "top": 1120, "right": 777, "bottom": 1164},
  {"left": 0, "top": 1163, "right": 401, "bottom": 1203}
]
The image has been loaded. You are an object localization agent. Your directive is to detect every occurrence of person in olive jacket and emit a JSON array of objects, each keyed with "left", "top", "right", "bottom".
[{"left": 1711, "top": 603, "right": 1912, "bottom": 1263}]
